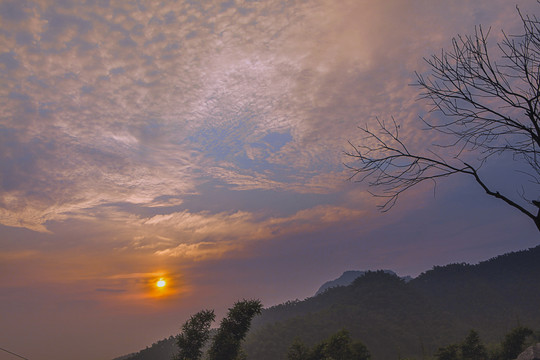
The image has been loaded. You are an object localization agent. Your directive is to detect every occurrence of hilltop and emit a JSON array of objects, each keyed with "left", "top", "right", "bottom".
[{"left": 116, "top": 246, "right": 540, "bottom": 360}]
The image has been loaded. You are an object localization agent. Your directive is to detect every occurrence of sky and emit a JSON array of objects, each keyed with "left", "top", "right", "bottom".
[{"left": 0, "top": 1, "right": 539, "bottom": 359}]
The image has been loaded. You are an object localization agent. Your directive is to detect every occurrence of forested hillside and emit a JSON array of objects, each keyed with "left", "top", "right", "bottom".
[
  {"left": 116, "top": 246, "right": 540, "bottom": 360},
  {"left": 113, "top": 337, "right": 177, "bottom": 360},
  {"left": 243, "top": 246, "right": 540, "bottom": 359}
]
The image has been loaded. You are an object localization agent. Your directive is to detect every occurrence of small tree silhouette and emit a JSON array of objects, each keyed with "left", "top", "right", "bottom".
[
  {"left": 174, "top": 299, "right": 262, "bottom": 360},
  {"left": 207, "top": 299, "right": 263, "bottom": 360},
  {"left": 174, "top": 309, "right": 215, "bottom": 360}
]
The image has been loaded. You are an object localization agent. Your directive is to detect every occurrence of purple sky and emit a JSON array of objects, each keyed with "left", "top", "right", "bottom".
[{"left": 1, "top": 1, "right": 538, "bottom": 359}]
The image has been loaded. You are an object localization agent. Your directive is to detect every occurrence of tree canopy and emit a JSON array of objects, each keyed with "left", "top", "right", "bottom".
[
  {"left": 435, "top": 327, "right": 534, "bottom": 360},
  {"left": 174, "top": 309, "right": 215, "bottom": 360},
  {"left": 287, "top": 329, "right": 371, "bottom": 360},
  {"left": 174, "top": 299, "right": 262, "bottom": 360},
  {"left": 207, "top": 299, "right": 263, "bottom": 360}
]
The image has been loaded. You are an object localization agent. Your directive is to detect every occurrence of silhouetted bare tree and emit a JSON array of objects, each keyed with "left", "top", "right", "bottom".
[{"left": 346, "top": 7, "right": 540, "bottom": 231}]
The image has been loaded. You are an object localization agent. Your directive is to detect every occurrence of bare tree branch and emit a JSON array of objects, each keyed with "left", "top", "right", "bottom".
[{"left": 346, "top": 6, "right": 540, "bottom": 232}]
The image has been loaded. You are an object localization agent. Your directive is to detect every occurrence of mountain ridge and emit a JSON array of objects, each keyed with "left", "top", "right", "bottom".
[
  {"left": 315, "top": 269, "right": 413, "bottom": 296},
  {"left": 114, "top": 245, "right": 540, "bottom": 360}
]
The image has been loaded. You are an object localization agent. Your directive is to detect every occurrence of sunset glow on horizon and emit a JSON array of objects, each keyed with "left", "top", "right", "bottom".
[{"left": 1, "top": 1, "right": 538, "bottom": 359}]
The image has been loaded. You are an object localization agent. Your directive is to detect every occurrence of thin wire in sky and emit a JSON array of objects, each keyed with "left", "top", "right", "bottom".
[{"left": 0, "top": 347, "right": 29, "bottom": 360}]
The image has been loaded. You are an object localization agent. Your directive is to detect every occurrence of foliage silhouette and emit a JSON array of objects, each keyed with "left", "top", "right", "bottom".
[
  {"left": 286, "top": 329, "right": 370, "bottom": 360},
  {"left": 460, "top": 330, "right": 487, "bottom": 360},
  {"left": 498, "top": 326, "right": 534, "bottom": 360},
  {"left": 207, "top": 299, "right": 263, "bottom": 360},
  {"left": 171, "top": 299, "right": 261, "bottom": 360},
  {"left": 174, "top": 309, "right": 215, "bottom": 360},
  {"left": 435, "top": 326, "right": 535, "bottom": 360}
]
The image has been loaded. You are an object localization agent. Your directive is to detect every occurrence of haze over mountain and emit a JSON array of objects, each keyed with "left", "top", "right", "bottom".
[
  {"left": 116, "top": 246, "right": 540, "bottom": 360},
  {"left": 244, "top": 246, "right": 540, "bottom": 359}
]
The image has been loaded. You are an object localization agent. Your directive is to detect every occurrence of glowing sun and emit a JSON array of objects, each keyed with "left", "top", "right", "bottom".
[{"left": 156, "top": 279, "right": 166, "bottom": 288}]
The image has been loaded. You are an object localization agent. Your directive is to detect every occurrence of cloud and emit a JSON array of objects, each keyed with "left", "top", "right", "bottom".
[
  {"left": 0, "top": 0, "right": 532, "bottom": 235},
  {"left": 0, "top": 1, "right": 30, "bottom": 22},
  {"left": 0, "top": 0, "right": 306, "bottom": 231},
  {"left": 95, "top": 288, "right": 126, "bottom": 293},
  {"left": 139, "top": 204, "right": 366, "bottom": 261}
]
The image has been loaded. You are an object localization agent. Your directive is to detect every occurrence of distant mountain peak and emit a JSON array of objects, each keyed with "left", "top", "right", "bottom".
[{"left": 315, "top": 270, "right": 412, "bottom": 296}]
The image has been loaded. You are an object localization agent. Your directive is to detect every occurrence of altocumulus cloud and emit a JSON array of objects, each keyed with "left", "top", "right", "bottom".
[
  {"left": 1, "top": 0, "right": 536, "bottom": 241},
  {"left": 1, "top": 0, "right": 349, "bottom": 233}
]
